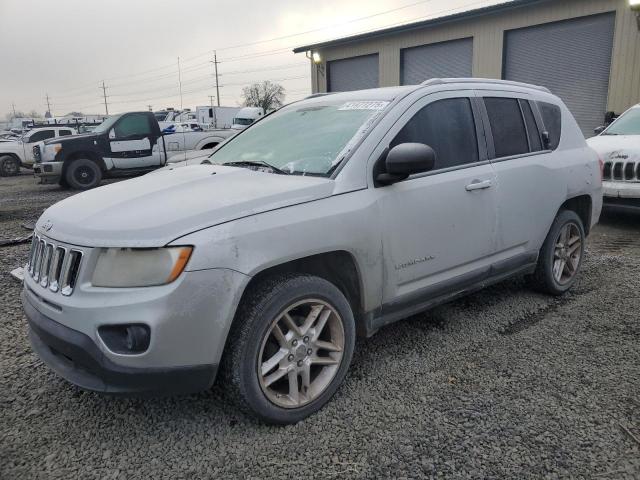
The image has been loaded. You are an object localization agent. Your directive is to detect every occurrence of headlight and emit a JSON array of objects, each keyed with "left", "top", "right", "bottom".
[
  {"left": 46, "top": 143, "right": 62, "bottom": 153},
  {"left": 92, "top": 246, "right": 193, "bottom": 287}
]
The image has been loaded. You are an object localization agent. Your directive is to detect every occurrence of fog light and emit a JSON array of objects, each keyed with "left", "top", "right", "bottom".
[{"left": 98, "top": 324, "right": 150, "bottom": 354}]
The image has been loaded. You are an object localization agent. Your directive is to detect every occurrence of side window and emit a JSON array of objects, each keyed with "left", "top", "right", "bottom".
[
  {"left": 484, "top": 97, "right": 528, "bottom": 158},
  {"left": 59, "top": 130, "right": 73, "bottom": 136},
  {"left": 520, "top": 100, "right": 542, "bottom": 152},
  {"left": 28, "top": 130, "right": 56, "bottom": 143},
  {"left": 538, "top": 102, "right": 562, "bottom": 150},
  {"left": 113, "top": 114, "right": 152, "bottom": 138},
  {"left": 391, "top": 97, "right": 478, "bottom": 170}
]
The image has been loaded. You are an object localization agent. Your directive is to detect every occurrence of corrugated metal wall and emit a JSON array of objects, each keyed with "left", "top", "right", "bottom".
[
  {"left": 309, "top": 0, "right": 640, "bottom": 115},
  {"left": 503, "top": 13, "right": 616, "bottom": 135},
  {"left": 400, "top": 37, "right": 473, "bottom": 85}
]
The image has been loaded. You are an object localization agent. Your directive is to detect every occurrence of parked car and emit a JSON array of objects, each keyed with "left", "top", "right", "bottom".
[
  {"left": 22, "top": 79, "right": 601, "bottom": 424},
  {"left": 588, "top": 104, "right": 640, "bottom": 211},
  {"left": 0, "top": 126, "right": 76, "bottom": 176},
  {"left": 32, "top": 111, "right": 234, "bottom": 189}
]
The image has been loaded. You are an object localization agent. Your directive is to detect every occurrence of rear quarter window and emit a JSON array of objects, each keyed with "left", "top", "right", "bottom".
[{"left": 538, "top": 102, "right": 562, "bottom": 150}]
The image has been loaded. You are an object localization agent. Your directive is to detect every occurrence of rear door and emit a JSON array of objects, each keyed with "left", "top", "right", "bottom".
[
  {"left": 108, "top": 113, "right": 160, "bottom": 168},
  {"left": 375, "top": 90, "right": 498, "bottom": 307},
  {"left": 479, "top": 94, "right": 564, "bottom": 259}
]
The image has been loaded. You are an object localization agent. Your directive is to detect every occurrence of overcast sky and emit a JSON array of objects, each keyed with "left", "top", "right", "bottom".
[{"left": 0, "top": 0, "right": 504, "bottom": 118}]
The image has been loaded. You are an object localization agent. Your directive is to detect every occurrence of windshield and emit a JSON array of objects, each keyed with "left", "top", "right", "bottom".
[
  {"left": 604, "top": 108, "right": 640, "bottom": 135},
  {"left": 93, "top": 114, "right": 122, "bottom": 134},
  {"left": 233, "top": 118, "right": 254, "bottom": 126},
  {"left": 211, "top": 100, "right": 389, "bottom": 175}
]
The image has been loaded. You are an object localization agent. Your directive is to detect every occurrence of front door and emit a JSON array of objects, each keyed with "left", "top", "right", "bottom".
[
  {"left": 375, "top": 91, "right": 498, "bottom": 307},
  {"left": 108, "top": 113, "right": 159, "bottom": 169}
]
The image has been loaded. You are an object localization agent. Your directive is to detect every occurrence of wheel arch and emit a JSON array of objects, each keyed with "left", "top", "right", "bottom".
[
  {"left": 559, "top": 195, "right": 592, "bottom": 235},
  {"left": 61, "top": 150, "right": 106, "bottom": 178},
  {"left": 235, "top": 250, "right": 366, "bottom": 336}
]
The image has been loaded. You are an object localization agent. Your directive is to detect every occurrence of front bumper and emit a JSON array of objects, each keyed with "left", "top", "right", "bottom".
[
  {"left": 24, "top": 291, "right": 217, "bottom": 394},
  {"left": 22, "top": 238, "right": 250, "bottom": 393},
  {"left": 33, "top": 161, "right": 62, "bottom": 183},
  {"left": 602, "top": 181, "right": 640, "bottom": 210}
]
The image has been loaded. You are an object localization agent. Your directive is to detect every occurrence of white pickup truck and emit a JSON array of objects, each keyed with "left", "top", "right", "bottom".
[
  {"left": 33, "top": 111, "right": 234, "bottom": 189},
  {"left": 0, "top": 126, "right": 77, "bottom": 176}
]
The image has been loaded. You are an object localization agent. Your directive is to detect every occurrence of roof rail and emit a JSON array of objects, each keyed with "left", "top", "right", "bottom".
[
  {"left": 304, "top": 92, "right": 337, "bottom": 99},
  {"left": 420, "top": 78, "right": 551, "bottom": 93}
]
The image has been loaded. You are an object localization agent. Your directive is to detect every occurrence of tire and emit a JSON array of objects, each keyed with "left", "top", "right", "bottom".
[
  {"left": 221, "top": 273, "right": 356, "bottom": 424},
  {"left": 530, "top": 210, "right": 585, "bottom": 296},
  {"left": 65, "top": 158, "right": 102, "bottom": 190},
  {"left": 0, "top": 155, "right": 20, "bottom": 176}
]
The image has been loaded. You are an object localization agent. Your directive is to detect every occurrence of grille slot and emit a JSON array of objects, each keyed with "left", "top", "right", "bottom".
[
  {"left": 27, "top": 234, "right": 82, "bottom": 296},
  {"left": 604, "top": 160, "right": 639, "bottom": 183}
]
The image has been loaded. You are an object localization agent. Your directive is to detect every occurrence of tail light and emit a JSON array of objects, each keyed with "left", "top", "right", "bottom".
[{"left": 598, "top": 155, "right": 604, "bottom": 182}]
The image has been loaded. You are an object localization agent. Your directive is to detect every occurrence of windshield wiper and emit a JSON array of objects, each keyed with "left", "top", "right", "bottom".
[{"left": 222, "top": 160, "right": 290, "bottom": 175}]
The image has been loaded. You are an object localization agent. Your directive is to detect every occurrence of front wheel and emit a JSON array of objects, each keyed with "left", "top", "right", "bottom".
[
  {"left": 65, "top": 158, "right": 102, "bottom": 190},
  {"left": 530, "top": 209, "right": 585, "bottom": 295},
  {"left": 222, "top": 274, "right": 355, "bottom": 424},
  {"left": 0, "top": 155, "right": 20, "bottom": 176}
]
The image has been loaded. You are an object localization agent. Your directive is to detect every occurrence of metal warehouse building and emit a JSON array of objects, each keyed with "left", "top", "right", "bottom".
[{"left": 294, "top": 0, "right": 640, "bottom": 135}]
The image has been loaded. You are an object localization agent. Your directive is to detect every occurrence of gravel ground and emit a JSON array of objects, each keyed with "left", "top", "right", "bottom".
[{"left": 1, "top": 173, "right": 639, "bottom": 479}]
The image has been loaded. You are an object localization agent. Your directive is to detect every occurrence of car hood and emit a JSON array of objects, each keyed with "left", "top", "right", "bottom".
[
  {"left": 587, "top": 135, "right": 640, "bottom": 162},
  {"left": 166, "top": 150, "right": 213, "bottom": 165},
  {"left": 43, "top": 133, "right": 95, "bottom": 145},
  {"left": 36, "top": 165, "right": 334, "bottom": 247}
]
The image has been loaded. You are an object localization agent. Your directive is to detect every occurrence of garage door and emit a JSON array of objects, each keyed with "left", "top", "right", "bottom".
[
  {"left": 504, "top": 13, "right": 615, "bottom": 136},
  {"left": 401, "top": 38, "right": 473, "bottom": 85},
  {"left": 327, "top": 54, "right": 379, "bottom": 92}
]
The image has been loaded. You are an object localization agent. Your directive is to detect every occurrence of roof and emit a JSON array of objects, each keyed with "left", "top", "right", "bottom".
[{"left": 293, "top": 0, "right": 548, "bottom": 53}]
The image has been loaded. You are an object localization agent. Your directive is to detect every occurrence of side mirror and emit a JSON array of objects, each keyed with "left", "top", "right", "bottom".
[
  {"left": 108, "top": 128, "right": 116, "bottom": 139},
  {"left": 377, "top": 143, "right": 435, "bottom": 185},
  {"left": 594, "top": 126, "right": 606, "bottom": 135}
]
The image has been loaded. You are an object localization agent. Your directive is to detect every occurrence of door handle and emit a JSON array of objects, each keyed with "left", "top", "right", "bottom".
[{"left": 465, "top": 179, "right": 492, "bottom": 191}]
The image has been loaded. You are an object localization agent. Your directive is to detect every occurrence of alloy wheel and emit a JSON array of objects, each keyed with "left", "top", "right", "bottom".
[
  {"left": 553, "top": 222, "right": 582, "bottom": 284},
  {"left": 257, "top": 299, "right": 345, "bottom": 408}
]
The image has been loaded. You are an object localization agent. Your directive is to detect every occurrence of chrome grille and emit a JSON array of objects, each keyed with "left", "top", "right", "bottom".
[
  {"left": 27, "top": 234, "right": 83, "bottom": 296},
  {"left": 603, "top": 160, "right": 640, "bottom": 182}
]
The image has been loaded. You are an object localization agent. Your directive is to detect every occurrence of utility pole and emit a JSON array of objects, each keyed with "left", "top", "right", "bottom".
[
  {"left": 212, "top": 51, "right": 221, "bottom": 106},
  {"left": 177, "top": 56, "right": 183, "bottom": 111},
  {"left": 147, "top": 105, "right": 153, "bottom": 112},
  {"left": 11, "top": 102, "right": 16, "bottom": 117},
  {"left": 208, "top": 95, "right": 217, "bottom": 127},
  {"left": 101, "top": 81, "right": 109, "bottom": 115},
  {"left": 45, "top": 93, "right": 52, "bottom": 116}
]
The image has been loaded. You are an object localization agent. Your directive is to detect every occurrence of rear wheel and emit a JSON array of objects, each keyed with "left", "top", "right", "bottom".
[
  {"left": 530, "top": 210, "right": 585, "bottom": 295},
  {"left": 65, "top": 158, "right": 102, "bottom": 190},
  {"left": 0, "top": 155, "right": 20, "bottom": 176},
  {"left": 222, "top": 274, "right": 355, "bottom": 424}
]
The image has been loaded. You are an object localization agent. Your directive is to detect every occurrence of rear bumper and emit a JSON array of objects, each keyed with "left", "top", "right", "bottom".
[{"left": 23, "top": 291, "right": 217, "bottom": 395}]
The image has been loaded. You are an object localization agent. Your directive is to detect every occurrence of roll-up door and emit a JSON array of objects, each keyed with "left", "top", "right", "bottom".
[
  {"left": 401, "top": 38, "right": 473, "bottom": 85},
  {"left": 327, "top": 54, "right": 379, "bottom": 92},
  {"left": 504, "top": 13, "right": 615, "bottom": 136}
]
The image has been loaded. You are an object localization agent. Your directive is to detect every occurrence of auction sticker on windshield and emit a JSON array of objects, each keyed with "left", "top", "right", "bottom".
[{"left": 338, "top": 101, "right": 389, "bottom": 111}]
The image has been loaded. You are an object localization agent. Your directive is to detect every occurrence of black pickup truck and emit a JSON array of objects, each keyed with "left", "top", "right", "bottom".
[{"left": 33, "top": 111, "right": 232, "bottom": 189}]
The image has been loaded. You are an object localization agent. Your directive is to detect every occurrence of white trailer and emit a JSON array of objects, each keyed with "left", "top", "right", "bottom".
[{"left": 196, "top": 106, "right": 241, "bottom": 129}]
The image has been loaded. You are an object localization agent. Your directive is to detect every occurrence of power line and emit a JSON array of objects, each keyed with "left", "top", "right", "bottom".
[{"left": 34, "top": 0, "right": 494, "bottom": 111}]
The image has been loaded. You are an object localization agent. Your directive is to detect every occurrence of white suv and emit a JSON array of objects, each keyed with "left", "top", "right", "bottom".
[{"left": 22, "top": 79, "right": 602, "bottom": 424}]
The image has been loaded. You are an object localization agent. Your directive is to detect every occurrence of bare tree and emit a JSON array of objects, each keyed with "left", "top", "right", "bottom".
[{"left": 241, "top": 81, "right": 285, "bottom": 112}]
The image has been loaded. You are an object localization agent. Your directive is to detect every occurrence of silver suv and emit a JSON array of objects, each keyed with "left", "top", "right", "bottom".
[{"left": 22, "top": 79, "right": 602, "bottom": 424}]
